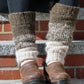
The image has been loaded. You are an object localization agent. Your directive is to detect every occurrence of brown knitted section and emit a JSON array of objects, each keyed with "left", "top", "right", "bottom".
[
  {"left": 46, "top": 23, "right": 74, "bottom": 45},
  {"left": 46, "top": 3, "right": 80, "bottom": 45},
  {"left": 50, "top": 3, "right": 79, "bottom": 24},
  {"left": 8, "top": 11, "right": 37, "bottom": 50}
]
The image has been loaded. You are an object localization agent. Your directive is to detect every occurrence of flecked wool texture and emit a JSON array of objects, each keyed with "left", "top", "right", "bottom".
[
  {"left": 45, "top": 3, "right": 80, "bottom": 65},
  {"left": 46, "top": 3, "right": 80, "bottom": 45},
  {"left": 8, "top": 11, "right": 37, "bottom": 50},
  {"left": 8, "top": 11, "right": 39, "bottom": 66}
]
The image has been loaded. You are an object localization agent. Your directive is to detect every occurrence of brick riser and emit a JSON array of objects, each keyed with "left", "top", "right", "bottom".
[
  {"left": 0, "top": 20, "right": 84, "bottom": 40},
  {"left": 1, "top": 55, "right": 84, "bottom": 67},
  {"left": 79, "top": 0, "right": 84, "bottom": 7},
  {"left": 0, "top": 55, "right": 84, "bottom": 79},
  {"left": 0, "top": 69, "right": 74, "bottom": 80}
]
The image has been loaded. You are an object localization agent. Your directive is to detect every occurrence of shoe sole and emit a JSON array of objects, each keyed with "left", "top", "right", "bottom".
[
  {"left": 23, "top": 80, "right": 44, "bottom": 84},
  {"left": 51, "top": 80, "right": 69, "bottom": 84}
]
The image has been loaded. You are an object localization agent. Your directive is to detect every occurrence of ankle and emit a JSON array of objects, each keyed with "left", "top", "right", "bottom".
[{"left": 20, "top": 59, "right": 35, "bottom": 67}]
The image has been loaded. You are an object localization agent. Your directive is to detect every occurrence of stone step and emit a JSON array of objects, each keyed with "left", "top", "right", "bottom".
[
  {"left": 0, "top": 8, "right": 84, "bottom": 21},
  {"left": 0, "top": 78, "right": 84, "bottom": 84},
  {"left": 0, "top": 40, "right": 84, "bottom": 56}
]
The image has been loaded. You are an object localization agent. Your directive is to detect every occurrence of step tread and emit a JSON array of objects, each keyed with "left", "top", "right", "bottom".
[
  {"left": 0, "top": 8, "right": 84, "bottom": 21},
  {"left": 0, "top": 40, "right": 84, "bottom": 56},
  {"left": 0, "top": 78, "right": 84, "bottom": 84}
]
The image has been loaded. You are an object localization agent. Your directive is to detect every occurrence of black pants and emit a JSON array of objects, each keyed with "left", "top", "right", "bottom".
[{"left": 7, "top": 0, "right": 79, "bottom": 13}]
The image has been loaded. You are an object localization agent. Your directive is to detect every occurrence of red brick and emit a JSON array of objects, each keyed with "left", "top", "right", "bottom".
[
  {"left": 65, "top": 69, "right": 74, "bottom": 78},
  {"left": 4, "top": 22, "right": 11, "bottom": 32},
  {"left": 0, "top": 34, "right": 12, "bottom": 40},
  {"left": 36, "top": 32, "right": 47, "bottom": 40},
  {"left": 36, "top": 36, "right": 43, "bottom": 40},
  {"left": 0, "top": 56, "right": 17, "bottom": 67},
  {"left": 65, "top": 55, "right": 84, "bottom": 66},
  {"left": 42, "top": 55, "right": 84, "bottom": 66},
  {"left": 37, "top": 56, "right": 46, "bottom": 66},
  {"left": 76, "top": 68, "right": 84, "bottom": 79},
  {"left": 35, "top": 21, "right": 38, "bottom": 31},
  {"left": 76, "top": 20, "right": 84, "bottom": 30},
  {"left": 73, "top": 32, "right": 84, "bottom": 40},
  {"left": 0, "top": 69, "right": 44, "bottom": 80},
  {"left": 0, "top": 55, "right": 46, "bottom": 67},
  {"left": 79, "top": 0, "right": 84, "bottom": 7},
  {"left": 40, "top": 21, "right": 49, "bottom": 31},
  {"left": 0, "top": 70, "right": 21, "bottom": 80},
  {"left": 80, "top": 3, "right": 84, "bottom": 7}
]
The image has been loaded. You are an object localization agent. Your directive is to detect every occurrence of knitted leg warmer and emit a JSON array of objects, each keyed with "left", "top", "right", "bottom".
[
  {"left": 8, "top": 11, "right": 39, "bottom": 67},
  {"left": 45, "top": 3, "right": 80, "bottom": 65},
  {"left": 45, "top": 41, "right": 69, "bottom": 65}
]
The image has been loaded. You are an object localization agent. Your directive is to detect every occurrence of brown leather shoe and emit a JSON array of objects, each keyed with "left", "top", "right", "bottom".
[
  {"left": 19, "top": 61, "right": 44, "bottom": 84},
  {"left": 46, "top": 62, "right": 71, "bottom": 84}
]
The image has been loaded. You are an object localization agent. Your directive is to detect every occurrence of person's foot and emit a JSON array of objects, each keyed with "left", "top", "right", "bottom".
[
  {"left": 19, "top": 60, "right": 44, "bottom": 84},
  {"left": 46, "top": 62, "right": 71, "bottom": 84}
]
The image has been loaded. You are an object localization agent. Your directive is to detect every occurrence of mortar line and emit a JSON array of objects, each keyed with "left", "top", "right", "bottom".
[
  {"left": 36, "top": 31, "right": 47, "bottom": 33},
  {"left": 65, "top": 66, "right": 84, "bottom": 68},
  {"left": 0, "top": 32, "right": 12, "bottom": 34},
  {"left": 75, "top": 30, "right": 84, "bottom": 32},
  {"left": 1, "top": 22, "right": 4, "bottom": 32}
]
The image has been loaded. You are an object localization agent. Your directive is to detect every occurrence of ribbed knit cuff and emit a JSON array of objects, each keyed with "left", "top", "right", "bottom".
[
  {"left": 45, "top": 41, "right": 69, "bottom": 65},
  {"left": 15, "top": 47, "right": 39, "bottom": 67}
]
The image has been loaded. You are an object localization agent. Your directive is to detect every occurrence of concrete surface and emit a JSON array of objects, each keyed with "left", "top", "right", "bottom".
[
  {"left": 0, "top": 8, "right": 84, "bottom": 21},
  {"left": 0, "top": 78, "right": 84, "bottom": 84},
  {"left": 0, "top": 40, "right": 84, "bottom": 56}
]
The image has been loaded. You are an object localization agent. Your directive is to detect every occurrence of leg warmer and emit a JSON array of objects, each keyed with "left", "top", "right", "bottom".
[
  {"left": 45, "top": 3, "right": 80, "bottom": 65},
  {"left": 45, "top": 41, "right": 69, "bottom": 65},
  {"left": 8, "top": 11, "right": 39, "bottom": 66}
]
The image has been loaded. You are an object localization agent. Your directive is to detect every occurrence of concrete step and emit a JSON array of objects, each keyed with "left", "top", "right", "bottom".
[
  {"left": 0, "top": 40, "right": 84, "bottom": 56},
  {"left": 0, "top": 8, "right": 84, "bottom": 21},
  {"left": 0, "top": 78, "right": 84, "bottom": 84}
]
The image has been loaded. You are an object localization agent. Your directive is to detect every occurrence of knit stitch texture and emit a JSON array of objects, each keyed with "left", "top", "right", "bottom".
[
  {"left": 8, "top": 11, "right": 37, "bottom": 50},
  {"left": 8, "top": 11, "right": 39, "bottom": 66},
  {"left": 45, "top": 3, "right": 80, "bottom": 65},
  {"left": 46, "top": 3, "right": 80, "bottom": 45},
  {"left": 45, "top": 41, "right": 69, "bottom": 65}
]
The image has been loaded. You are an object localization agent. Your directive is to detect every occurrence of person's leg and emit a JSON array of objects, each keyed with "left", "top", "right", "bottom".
[
  {"left": 7, "top": 0, "right": 43, "bottom": 84},
  {"left": 59, "top": 0, "right": 79, "bottom": 7},
  {"left": 45, "top": 0, "right": 80, "bottom": 84},
  {"left": 7, "top": 0, "right": 37, "bottom": 13}
]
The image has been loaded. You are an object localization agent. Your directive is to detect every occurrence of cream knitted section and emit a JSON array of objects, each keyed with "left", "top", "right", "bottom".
[
  {"left": 15, "top": 47, "right": 39, "bottom": 67},
  {"left": 45, "top": 41, "right": 69, "bottom": 65}
]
